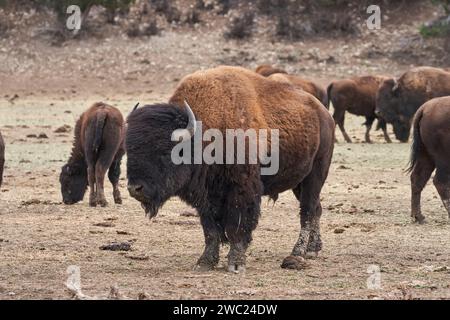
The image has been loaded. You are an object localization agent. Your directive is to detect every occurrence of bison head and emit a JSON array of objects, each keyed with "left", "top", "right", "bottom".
[
  {"left": 375, "top": 78, "right": 410, "bottom": 142},
  {"left": 59, "top": 161, "right": 88, "bottom": 204},
  {"left": 126, "top": 102, "right": 196, "bottom": 218}
]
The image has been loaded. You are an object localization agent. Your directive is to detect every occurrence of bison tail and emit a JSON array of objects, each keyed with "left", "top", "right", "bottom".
[
  {"left": 93, "top": 112, "right": 107, "bottom": 154},
  {"left": 406, "top": 109, "right": 424, "bottom": 173},
  {"left": 326, "top": 83, "right": 333, "bottom": 110}
]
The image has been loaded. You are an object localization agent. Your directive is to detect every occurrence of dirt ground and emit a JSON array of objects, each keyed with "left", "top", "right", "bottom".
[
  {"left": 0, "top": 95, "right": 449, "bottom": 300},
  {"left": 0, "top": 2, "right": 449, "bottom": 300}
]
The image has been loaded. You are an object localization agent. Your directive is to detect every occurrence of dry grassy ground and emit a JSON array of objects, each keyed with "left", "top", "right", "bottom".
[{"left": 0, "top": 97, "right": 449, "bottom": 300}]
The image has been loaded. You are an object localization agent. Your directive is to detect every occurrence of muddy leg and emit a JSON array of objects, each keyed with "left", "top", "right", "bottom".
[
  {"left": 95, "top": 163, "right": 108, "bottom": 207},
  {"left": 333, "top": 109, "right": 352, "bottom": 143},
  {"left": 108, "top": 158, "right": 122, "bottom": 204},
  {"left": 195, "top": 210, "right": 222, "bottom": 271},
  {"left": 433, "top": 168, "right": 450, "bottom": 219},
  {"left": 364, "top": 116, "right": 375, "bottom": 143},
  {"left": 378, "top": 118, "right": 392, "bottom": 143},
  {"left": 87, "top": 166, "right": 97, "bottom": 207},
  {"left": 283, "top": 154, "right": 330, "bottom": 269},
  {"left": 410, "top": 153, "right": 434, "bottom": 223}
]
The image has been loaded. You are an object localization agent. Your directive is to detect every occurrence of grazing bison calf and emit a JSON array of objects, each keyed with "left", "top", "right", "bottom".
[
  {"left": 327, "top": 75, "right": 391, "bottom": 143},
  {"left": 408, "top": 96, "right": 450, "bottom": 223},
  {"left": 126, "top": 66, "right": 334, "bottom": 273},
  {"left": 0, "top": 131, "right": 4, "bottom": 188},
  {"left": 255, "top": 64, "right": 328, "bottom": 107},
  {"left": 60, "top": 102, "right": 125, "bottom": 207},
  {"left": 375, "top": 67, "right": 450, "bottom": 142}
]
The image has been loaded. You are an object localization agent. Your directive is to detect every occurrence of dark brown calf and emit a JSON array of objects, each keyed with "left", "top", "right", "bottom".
[
  {"left": 0, "top": 131, "right": 4, "bottom": 188},
  {"left": 327, "top": 75, "right": 391, "bottom": 143},
  {"left": 408, "top": 96, "right": 450, "bottom": 223},
  {"left": 60, "top": 102, "right": 125, "bottom": 207}
]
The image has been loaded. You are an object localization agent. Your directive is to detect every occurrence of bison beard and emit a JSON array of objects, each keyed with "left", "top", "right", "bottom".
[{"left": 126, "top": 66, "right": 334, "bottom": 273}]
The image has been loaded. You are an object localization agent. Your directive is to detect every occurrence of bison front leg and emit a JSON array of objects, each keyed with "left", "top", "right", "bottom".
[
  {"left": 224, "top": 180, "right": 262, "bottom": 273},
  {"left": 195, "top": 211, "right": 222, "bottom": 271},
  {"left": 378, "top": 119, "right": 392, "bottom": 143},
  {"left": 108, "top": 158, "right": 122, "bottom": 205}
]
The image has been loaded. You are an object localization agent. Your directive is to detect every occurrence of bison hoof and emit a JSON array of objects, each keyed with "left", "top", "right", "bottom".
[
  {"left": 305, "top": 252, "right": 319, "bottom": 259},
  {"left": 193, "top": 263, "right": 214, "bottom": 272},
  {"left": 414, "top": 217, "right": 426, "bottom": 224},
  {"left": 114, "top": 198, "right": 122, "bottom": 205},
  {"left": 227, "top": 264, "right": 246, "bottom": 274},
  {"left": 281, "top": 255, "right": 310, "bottom": 270},
  {"left": 98, "top": 199, "right": 108, "bottom": 207},
  {"left": 89, "top": 202, "right": 97, "bottom": 207}
]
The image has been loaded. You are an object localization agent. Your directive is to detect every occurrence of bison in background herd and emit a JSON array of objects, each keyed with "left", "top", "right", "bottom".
[
  {"left": 60, "top": 102, "right": 125, "bottom": 207},
  {"left": 0, "top": 131, "right": 4, "bottom": 188},
  {"left": 126, "top": 66, "right": 335, "bottom": 272},
  {"left": 375, "top": 67, "right": 450, "bottom": 142},
  {"left": 255, "top": 65, "right": 328, "bottom": 107},
  {"left": 327, "top": 75, "right": 392, "bottom": 143},
  {"left": 408, "top": 96, "right": 450, "bottom": 223}
]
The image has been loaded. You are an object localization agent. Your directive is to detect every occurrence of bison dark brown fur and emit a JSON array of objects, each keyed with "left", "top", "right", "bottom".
[
  {"left": 327, "top": 75, "right": 392, "bottom": 143},
  {"left": 408, "top": 96, "right": 450, "bottom": 223},
  {"left": 255, "top": 64, "right": 328, "bottom": 107},
  {"left": 375, "top": 67, "right": 450, "bottom": 142},
  {"left": 60, "top": 102, "right": 125, "bottom": 207},
  {"left": 126, "top": 66, "right": 334, "bottom": 273},
  {"left": 0, "top": 131, "right": 4, "bottom": 188}
]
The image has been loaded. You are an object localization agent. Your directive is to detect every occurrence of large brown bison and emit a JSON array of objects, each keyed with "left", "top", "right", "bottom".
[
  {"left": 408, "top": 96, "right": 450, "bottom": 223},
  {"left": 255, "top": 64, "right": 328, "bottom": 107},
  {"left": 60, "top": 102, "right": 125, "bottom": 207},
  {"left": 375, "top": 67, "right": 450, "bottom": 142},
  {"left": 0, "top": 131, "right": 4, "bottom": 188},
  {"left": 126, "top": 66, "right": 334, "bottom": 273},
  {"left": 327, "top": 75, "right": 392, "bottom": 143}
]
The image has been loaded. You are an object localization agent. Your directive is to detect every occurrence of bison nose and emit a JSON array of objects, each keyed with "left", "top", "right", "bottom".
[
  {"left": 128, "top": 184, "right": 144, "bottom": 198},
  {"left": 374, "top": 109, "right": 381, "bottom": 117}
]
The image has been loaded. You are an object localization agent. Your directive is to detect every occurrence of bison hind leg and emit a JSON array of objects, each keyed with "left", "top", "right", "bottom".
[
  {"left": 283, "top": 152, "right": 331, "bottom": 269},
  {"left": 410, "top": 153, "right": 434, "bottom": 223},
  {"left": 433, "top": 168, "right": 450, "bottom": 220}
]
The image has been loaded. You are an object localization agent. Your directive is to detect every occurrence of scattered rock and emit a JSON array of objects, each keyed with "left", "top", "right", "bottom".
[
  {"left": 93, "top": 222, "right": 115, "bottom": 228},
  {"left": 100, "top": 242, "right": 132, "bottom": 251},
  {"left": 125, "top": 253, "right": 149, "bottom": 261},
  {"left": 280, "top": 255, "right": 310, "bottom": 270},
  {"left": 54, "top": 125, "right": 71, "bottom": 133},
  {"left": 334, "top": 228, "right": 345, "bottom": 234}
]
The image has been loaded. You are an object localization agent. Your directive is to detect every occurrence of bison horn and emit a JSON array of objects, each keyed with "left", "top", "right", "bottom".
[
  {"left": 132, "top": 102, "right": 139, "bottom": 112},
  {"left": 184, "top": 100, "right": 197, "bottom": 137},
  {"left": 171, "top": 100, "right": 197, "bottom": 142},
  {"left": 392, "top": 79, "right": 399, "bottom": 92}
]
